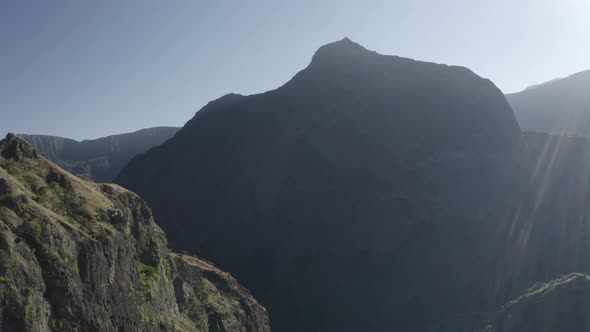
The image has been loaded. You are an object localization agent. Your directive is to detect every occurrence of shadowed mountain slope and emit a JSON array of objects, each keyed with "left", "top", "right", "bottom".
[
  {"left": 512, "top": 132, "right": 590, "bottom": 287},
  {"left": 116, "top": 38, "right": 526, "bottom": 331}
]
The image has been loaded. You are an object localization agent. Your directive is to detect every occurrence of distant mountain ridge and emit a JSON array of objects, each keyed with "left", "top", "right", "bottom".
[
  {"left": 524, "top": 77, "right": 564, "bottom": 91},
  {"left": 19, "top": 127, "right": 180, "bottom": 182},
  {"left": 507, "top": 69, "right": 590, "bottom": 135}
]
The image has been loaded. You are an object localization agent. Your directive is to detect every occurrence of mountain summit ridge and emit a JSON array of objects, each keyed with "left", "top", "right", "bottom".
[{"left": 507, "top": 68, "right": 590, "bottom": 135}]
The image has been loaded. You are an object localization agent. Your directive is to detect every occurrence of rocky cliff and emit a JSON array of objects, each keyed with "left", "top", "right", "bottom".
[
  {"left": 0, "top": 133, "right": 270, "bottom": 332},
  {"left": 20, "top": 127, "right": 180, "bottom": 183},
  {"left": 116, "top": 38, "right": 525, "bottom": 331}
]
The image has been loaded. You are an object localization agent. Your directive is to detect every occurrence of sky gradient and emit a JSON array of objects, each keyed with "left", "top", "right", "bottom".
[{"left": 2, "top": 0, "right": 589, "bottom": 139}]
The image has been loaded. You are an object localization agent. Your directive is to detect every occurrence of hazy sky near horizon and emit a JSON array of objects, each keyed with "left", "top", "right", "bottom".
[{"left": 1, "top": 0, "right": 589, "bottom": 140}]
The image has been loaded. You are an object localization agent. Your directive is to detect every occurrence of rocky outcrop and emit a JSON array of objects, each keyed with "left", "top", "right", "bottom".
[
  {"left": 19, "top": 127, "right": 180, "bottom": 182},
  {"left": 0, "top": 134, "right": 269, "bottom": 332},
  {"left": 116, "top": 38, "right": 524, "bottom": 331},
  {"left": 481, "top": 273, "right": 590, "bottom": 332},
  {"left": 0, "top": 133, "right": 38, "bottom": 161}
]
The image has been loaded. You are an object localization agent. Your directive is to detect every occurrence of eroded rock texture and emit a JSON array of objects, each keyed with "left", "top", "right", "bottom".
[{"left": 0, "top": 134, "right": 270, "bottom": 332}]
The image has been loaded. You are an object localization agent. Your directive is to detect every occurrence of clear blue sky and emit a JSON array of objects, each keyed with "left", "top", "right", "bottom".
[{"left": 2, "top": 0, "right": 589, "bottom": 140}]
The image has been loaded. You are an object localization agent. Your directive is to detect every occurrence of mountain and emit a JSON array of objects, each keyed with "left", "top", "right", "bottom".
[
  {"left": 506, "top": 70, "right": 590, "bottom": 135},
  {"left": 116, "top": 38, "right": 526, "bottom": 331},
  {"left": 19, "top": 127, "right": 180, "bottom": 183},
  {"left": 0, "top": 133, "right": 270, "bottom": 331}
]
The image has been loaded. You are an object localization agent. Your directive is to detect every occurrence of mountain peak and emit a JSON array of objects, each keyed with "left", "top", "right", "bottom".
[
  {"left": 117, "top": 34, "right": 523, "bottom": 332},
  {"left": 310, "top": 38, "right": 375, "bottom": 66},
  {"left": 336, "top": 36, "right": 355, "bottom": 45}
]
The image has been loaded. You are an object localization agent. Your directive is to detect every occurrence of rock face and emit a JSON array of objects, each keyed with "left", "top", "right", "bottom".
[
  {"left": 19, "top": 127, "right": 180, "bottom": 183},
  {"left": 482, "top": 273, "right": 590, "bottom": 332},
  {"left": 0, "top": 134, "right": 270, "bottom": 332},
  {"left": 1, "top": 134, "right": 38, "bottom": 161},
  {"left": 506, "top": 69, "right": 590, "bottom": 135},
  {"left": 116, "top": 39, "right": 524, "bottom": 331}
]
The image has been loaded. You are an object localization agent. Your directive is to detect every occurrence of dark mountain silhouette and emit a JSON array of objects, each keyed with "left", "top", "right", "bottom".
[
  {"left": 440, "top": 132, "right": 590, "bottom": 331},
  {"left": 19, "top": 127, "right": 180, "bottom": 183},
  {"left": 116, "top": 38, "right": 527, "bottom": 331},
  {"left": 506, "top": 70, "right": 590, "bottom": 135},
  {"left": 0, "top": 134, "right": 270, "bottom": 331}
]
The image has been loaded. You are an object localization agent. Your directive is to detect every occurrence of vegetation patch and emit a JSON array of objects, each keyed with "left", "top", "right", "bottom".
[
  {"left": 185, "top": 298, "right": 208, "bottom": 330},
  {"left": 137, "top": 257, "right": 170, "bottom": 300},
  {"left": 0, "top": 158, "right": 19, "bottom": 176},
  {"left": 0, "top": 249, "right": 16, "bottom": 275},
  {"left": 16, "top": 219, "right": 78, "bottom": 279},
  {"left": 50, "top": 319, "right": 65, "bottom": 330},
  {"left": 46, "top": 182, "right": 92, "bottom": 226},
  {"left": 23, "top": 287, "right": 34, "bottom": 320},
  {"left": 138, "top": 261, "right": 160, "bottom": 300}
]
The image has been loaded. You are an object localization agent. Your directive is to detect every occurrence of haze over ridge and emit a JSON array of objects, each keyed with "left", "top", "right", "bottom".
[{"left": 2, "top": 0, "right": 589, "bottom": 139}]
